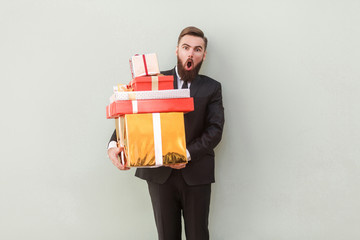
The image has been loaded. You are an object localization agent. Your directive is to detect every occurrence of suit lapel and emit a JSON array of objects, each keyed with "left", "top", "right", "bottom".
[
  {"left": 170, "top": 68, "right": 178, "bottom": 89},
  {"left": 169, "top": 67, "right": 201, "bottom": 97},
  {"left": 189, "top": 75, "right": 201, "bottom": 97}
]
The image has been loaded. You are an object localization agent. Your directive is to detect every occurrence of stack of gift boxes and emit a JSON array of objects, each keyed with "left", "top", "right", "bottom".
[{"left": 106, "top": 53, "right": 194, "bottom": 168}]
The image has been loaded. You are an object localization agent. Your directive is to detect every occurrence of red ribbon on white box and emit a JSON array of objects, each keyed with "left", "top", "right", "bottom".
[{"left": 142, "top": 54, "right": 149, "bottom": 76}]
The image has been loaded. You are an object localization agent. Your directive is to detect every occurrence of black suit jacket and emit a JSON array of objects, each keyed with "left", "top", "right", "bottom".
[{"left": 110, "top": 68, "right": 224, "bottom": 185}]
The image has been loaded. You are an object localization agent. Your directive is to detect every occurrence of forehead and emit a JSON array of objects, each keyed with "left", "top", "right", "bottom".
[{"left": 178, "top": 35, "right": 205, "bottom": 48}]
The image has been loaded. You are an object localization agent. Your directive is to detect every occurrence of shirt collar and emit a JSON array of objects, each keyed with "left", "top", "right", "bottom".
[
  {"left": 175, "top": 66, "right": 191, "bottom": 89},
  {"left": 175, "top": 66, "right": 181, "bottom": 80}
]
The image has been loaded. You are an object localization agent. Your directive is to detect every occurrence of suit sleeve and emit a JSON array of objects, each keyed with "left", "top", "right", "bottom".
[
  {"left": 187, "top": 82, "right": 225, "bottom": 160},
  {"left": 109, "top": 129, "right": 117, "bottom": 144}
]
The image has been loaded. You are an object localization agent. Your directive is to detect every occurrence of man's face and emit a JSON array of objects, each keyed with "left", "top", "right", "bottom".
[{"left": 176, "top": 35, "right": 207, "bottom": 82}]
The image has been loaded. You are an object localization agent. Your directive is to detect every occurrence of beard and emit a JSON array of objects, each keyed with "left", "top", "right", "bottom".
[{"left": 177, "top": 56, "right": 203, "bottom": 83}]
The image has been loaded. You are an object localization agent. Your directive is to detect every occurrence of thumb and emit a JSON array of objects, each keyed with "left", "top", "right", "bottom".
[
  {"left": 114, "top": 147, "right": 121, "bottom": 154},
  {"left": 108, "top": 147, "right": 121, "bottom": 157}
]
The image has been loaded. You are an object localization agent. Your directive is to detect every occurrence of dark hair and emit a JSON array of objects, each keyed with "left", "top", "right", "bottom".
[{"left": 177, "top": 26, "right": 208, "bottom": 50}]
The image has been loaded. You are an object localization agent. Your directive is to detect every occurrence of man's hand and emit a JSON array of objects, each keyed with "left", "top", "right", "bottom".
[
  {"left": 107, "top": 147, "right": 130, "bottom": 170},
  {"left": 167, "top": 163, "right": 187, "bottom": 169}
]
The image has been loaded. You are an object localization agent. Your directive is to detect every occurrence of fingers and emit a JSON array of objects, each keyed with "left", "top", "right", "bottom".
[
  {"left": 114, "top": 157, "right": 130, "bottom": 170},
  {"left": 108, "top": 147, "right": 186, "bottom": 170},
  {"left": 167, "top": 163, "right": 187, "bottom": 169},
  {"left": 108, "top": 147, "right": 130, "bottom": 171},
  {"left": 117, "top": 164, "right": 130, "bottom": 171},
  {"left": 118, "top": 153, "right": 130, "bottom": 170}
]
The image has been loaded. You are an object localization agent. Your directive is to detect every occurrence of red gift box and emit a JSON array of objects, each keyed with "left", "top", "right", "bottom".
[
  {"left": 129, "top": 75, "right": 174, "bottom": 91},
  {"left": 106, "top": 98, "right": 194, "bottom": 118}
]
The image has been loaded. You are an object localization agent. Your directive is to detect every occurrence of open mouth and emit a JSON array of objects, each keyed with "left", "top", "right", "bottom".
[{"left": 185, "top": 59, "right": 193, "bottom": 71}]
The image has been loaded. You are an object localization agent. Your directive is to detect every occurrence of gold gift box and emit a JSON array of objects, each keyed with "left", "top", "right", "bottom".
[{"left": 121, "top": 112, "right": 187, "bottom": 167}]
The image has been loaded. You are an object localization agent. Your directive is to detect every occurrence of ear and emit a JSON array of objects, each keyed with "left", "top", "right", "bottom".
[{"left": 176, "top": 46, "right": 179, "bottom": 56}]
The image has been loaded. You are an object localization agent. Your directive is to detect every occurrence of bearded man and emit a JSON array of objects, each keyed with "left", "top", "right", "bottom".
[{"left": 108, "top": 26, "right": 225, "bottom": 240}]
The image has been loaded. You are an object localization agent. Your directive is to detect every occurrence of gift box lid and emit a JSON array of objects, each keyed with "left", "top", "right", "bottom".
[
  {"left": 129, "top": 75, "right": 174, "bottom": 91},
  {"left": 129, "top": 75, "right": 173, "bottom": 83},
  {"left": 106, "top": 97, "right": 194, "bottom": 118}
]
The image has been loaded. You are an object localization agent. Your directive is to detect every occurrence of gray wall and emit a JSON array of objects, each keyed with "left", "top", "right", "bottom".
[{"left": 1, "top": 0, "right": 360, "bottom": 239}]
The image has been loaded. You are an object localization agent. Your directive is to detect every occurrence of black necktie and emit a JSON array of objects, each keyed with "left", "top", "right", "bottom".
[{"left": 181, "top": 80, "right": 188, "bottom": 89}]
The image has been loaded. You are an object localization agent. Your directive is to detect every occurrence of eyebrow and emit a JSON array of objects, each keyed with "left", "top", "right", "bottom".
[{"left": 181, "top": 43, "right": 203, "bottom": 50}]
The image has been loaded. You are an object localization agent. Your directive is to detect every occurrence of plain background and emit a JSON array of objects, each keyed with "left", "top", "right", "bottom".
[{"left": 1, "top": 0, "right": 360, "bottom": 239}]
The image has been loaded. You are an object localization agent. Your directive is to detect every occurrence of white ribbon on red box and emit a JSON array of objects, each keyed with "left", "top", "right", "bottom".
[{"left": 131, "top": 100, "right": 138, "bottom": 114}]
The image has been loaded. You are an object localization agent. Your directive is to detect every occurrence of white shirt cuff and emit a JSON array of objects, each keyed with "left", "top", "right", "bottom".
[
  {"left": 108, "top": 141, "right": 117, "bottom": 149},
  {"left": 186, "top": 149, "right": 191, "bottom": 161}
]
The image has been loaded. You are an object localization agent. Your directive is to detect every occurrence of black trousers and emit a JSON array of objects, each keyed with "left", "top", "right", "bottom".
[{"left": 147, "top": 170, "right": 211, "bottom": 240}]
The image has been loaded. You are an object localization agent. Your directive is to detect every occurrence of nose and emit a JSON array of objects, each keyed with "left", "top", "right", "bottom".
[{"left": 188, "top": 49, "right": 194, "bottom": 58}]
